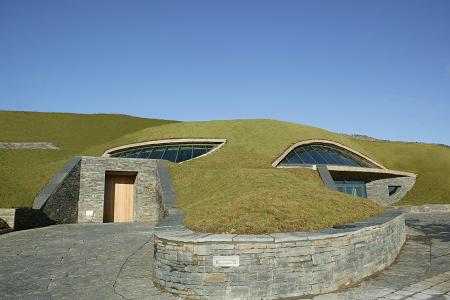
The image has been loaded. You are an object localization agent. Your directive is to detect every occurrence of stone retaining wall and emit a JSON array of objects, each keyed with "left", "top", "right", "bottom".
[{"left": 153, "top": 209, "right": 405, "bottom": 299}]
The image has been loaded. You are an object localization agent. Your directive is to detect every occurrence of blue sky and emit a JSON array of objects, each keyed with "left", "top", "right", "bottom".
[{"left": 1, "top": 0, "right": 449, "bottom": 144}]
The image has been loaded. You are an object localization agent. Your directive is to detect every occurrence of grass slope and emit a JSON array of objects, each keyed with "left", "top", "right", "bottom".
[
  {"left": 2, "top": 112, "right": 449, "bottom": 233},
  {"left": 87, "top": 119, "right": 449, "bottom": 233},
  {"left": 0, "top": 111, "right": 175, "bottom": 207}
]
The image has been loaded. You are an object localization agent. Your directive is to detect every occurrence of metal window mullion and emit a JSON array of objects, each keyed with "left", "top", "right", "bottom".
[
  {"left": 313, "top": 145, "right": 331, "bottom": 164},
  {"left": 302, "top": 147, "right": 317, "bottom": 164},
  {"left": 175, "top": 146, "right": 181, "bottom": 162},
  {"left": 161, "top": 146, "right": 168, "bottom": 159},
  {"left": 144, "top": 147, "right": 154, "bottom": 159},
  {"left": 292, "top": 149, "right": 305, "bottom": 163},
  {"left": 133, "top": 148, "right": 143, "bottom": 158}
]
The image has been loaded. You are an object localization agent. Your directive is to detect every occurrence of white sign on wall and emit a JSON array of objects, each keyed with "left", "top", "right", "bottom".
[{"left": 213, "top": 255, "right": 240, "bottom": 267}]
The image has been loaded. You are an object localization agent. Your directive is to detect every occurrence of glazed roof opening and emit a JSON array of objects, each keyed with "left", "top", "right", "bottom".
[
  {"left": 274, "top": 140, "right": 384, "bottom": 169},
  {"left": 104, "top": 139, "right": 226, "bottom": 164}
]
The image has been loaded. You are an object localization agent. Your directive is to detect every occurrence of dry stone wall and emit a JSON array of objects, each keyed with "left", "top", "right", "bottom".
[{"left": 153, "top": 209, "right": 405, "bottom": 299}]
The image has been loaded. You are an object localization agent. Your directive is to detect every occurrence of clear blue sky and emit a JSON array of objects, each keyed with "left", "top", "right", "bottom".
[{"left": 1, "top": 1, "right": 449, "bottom": 144}]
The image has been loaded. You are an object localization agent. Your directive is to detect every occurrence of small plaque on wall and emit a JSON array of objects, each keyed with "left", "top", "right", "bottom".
[{"left": 213, "top": 255, "right": 240, "bottom": 267}]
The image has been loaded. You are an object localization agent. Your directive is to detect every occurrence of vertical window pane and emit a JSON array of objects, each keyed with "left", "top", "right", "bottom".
[
  {"left": 162, "top": 146, "right": 179, "bottom": 162},
  {"left": 149, "top": 146, "right": 165, "bottom": 159},
  {"left": 192, "top": 145, "right": 207, "bottom": 158},
  {"left": 284, "top": 152, "right": 302, "bottom": 164},
  {"left": 176, "top": 146, "right": 193, "bottom": 163},
  {"left": 137, "top": 148, "right": 153, "bottom": 158},
  {"left": 296, "top": 148, "right": 316, "bottom": 164}
]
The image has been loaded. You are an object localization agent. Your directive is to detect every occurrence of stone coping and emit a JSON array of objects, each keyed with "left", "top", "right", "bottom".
[
  {"left": 396, "top": 204, "right": 450, "bottom": 213},
  {"left": 154, "top": 208, "right": 403, "bottom": 243}
]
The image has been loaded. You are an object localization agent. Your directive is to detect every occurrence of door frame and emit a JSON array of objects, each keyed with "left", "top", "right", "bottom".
[{"left": 103, "top": 171, "right": 138, "bottom": 222}]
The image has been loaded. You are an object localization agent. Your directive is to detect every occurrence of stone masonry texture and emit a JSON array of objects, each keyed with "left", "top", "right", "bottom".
[
  {"left": 78, "top": 157, "right": 163, "bottom": 223},
  {"left": 41, "top": 160, "right": 81, "bottom": 224},
  {"left": 153, "top": 210, "right": 406, "bottom": 299},
  {"left": 366, "top": 176, "right": 416, "bottom": 206}
]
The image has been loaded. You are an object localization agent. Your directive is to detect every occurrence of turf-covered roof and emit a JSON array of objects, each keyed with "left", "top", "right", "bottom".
[{"left": 1, "top": 111, "right": 449, "bottom": 233}]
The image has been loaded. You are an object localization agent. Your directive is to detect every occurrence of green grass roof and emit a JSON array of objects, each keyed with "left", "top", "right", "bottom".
[{"left": 1, "top": 111, "right": 449, "bottom": 233}]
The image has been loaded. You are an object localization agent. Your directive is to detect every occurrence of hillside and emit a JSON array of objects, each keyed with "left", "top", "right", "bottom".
[
  {"left": 87, "top": 120, "right": 450, "bottom": 233},
  {"left": 1, "top": 111, "right": 449, "bottom": 233},
  {"left": 0, "top": 111, "right": 175, "bottom": 207}
]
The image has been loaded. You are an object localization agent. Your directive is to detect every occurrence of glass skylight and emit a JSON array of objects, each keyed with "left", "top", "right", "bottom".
[
  {"left": 279, "top": 143, "right": 377, "bottom": 168},
  {"left": 110, "top": 143, "right": 220, "bottom": 163}
]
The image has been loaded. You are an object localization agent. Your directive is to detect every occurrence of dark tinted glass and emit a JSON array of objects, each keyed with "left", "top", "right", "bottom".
[
  {"left": 295, "top": 149, "right": 316, "bottom": 164},
  {"left": 162, "top": 146, "right": 179, "bottom": 162},
  {"left": 127, "top": 149, "right": 141, "bottom": 158},
  {"left": 284, "top": 152, "right": 303, "bottom": 164},
  {"left": 110, "top": 143, "right": 220, "bottom": 163},
  {"left": 279, "top": 143, "right": 376, "bottom": 168},
  {"left": 192, "top": 146, "right": 207, "bottom": 157},
  {"left": 137, "top": 149, "right": 153, "bottom": 158},
  {"left": 334, "top": 180, "right": 367, "bottom": 198},
  {"left": 149, "top": 147, "right": 165, "bottom": 159},
  {"left": 176, "top": 146, "right": 193, "bottom": 163}
]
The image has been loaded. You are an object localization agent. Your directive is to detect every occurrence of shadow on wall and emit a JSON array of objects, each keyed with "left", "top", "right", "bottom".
[{"left": 13, "top": 208, "right": 55, "bottom": 231}]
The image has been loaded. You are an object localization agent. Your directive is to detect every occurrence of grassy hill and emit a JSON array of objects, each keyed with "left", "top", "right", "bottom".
[
  {"left": 87, "top": 119, "right": 450, "bottom": 233},
  {"left": 0, "top": 111, "right": 175, "bottom": 208},
  {"left": 1, "top": 111, "right": 449, "bottom": 233}
]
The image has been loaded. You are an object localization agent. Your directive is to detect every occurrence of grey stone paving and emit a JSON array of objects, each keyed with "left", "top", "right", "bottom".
[
  {"left": 0, "top": 212, "right": 449, "bottom": 299},
  {"left": 0, "top": 222, "right": 176, "bottom": 300},
  {"left": 313, "top": 213, "right": 450, "bottom": 300}
]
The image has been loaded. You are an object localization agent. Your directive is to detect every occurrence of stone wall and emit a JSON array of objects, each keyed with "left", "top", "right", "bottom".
[
  {"left": 78, "top": 157, "right": 163, "bottom": 223},
  {"left": 153, "top": 209, "right": 405, "bottom": 299},
  {"left": 41, "top": 160, "right": 81, "bottom": 224},
  {"left": 366, "top": 176, "right": 416, "bottom": 206}
]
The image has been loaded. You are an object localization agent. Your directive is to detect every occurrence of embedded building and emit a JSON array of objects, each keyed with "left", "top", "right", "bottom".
[{"left": 31, "top": 138, "right": 415, "bottom": 225}]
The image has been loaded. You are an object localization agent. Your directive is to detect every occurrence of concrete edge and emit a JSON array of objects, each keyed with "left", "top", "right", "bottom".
[
  {"left": 395, "top": 204, "right": 450, "bottom": 213},
  {"left": 101, "top": 138, "right": 227, "bottom": 157},
  {"left": 32, "top": 157, "right": 82, "bottom": 209},
  {"left": 271, "top": 139, "right": 387, "bottom": 169}
]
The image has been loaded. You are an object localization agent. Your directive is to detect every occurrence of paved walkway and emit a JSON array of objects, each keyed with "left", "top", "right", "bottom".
[
  {"left": 0, "top": 223, "right": 174, "bottom": 299},
  {"left": 314, "top": 213, "right": 450, "bottom": 300},
  {"left": 0, "top": 213, "right": 449, "bottom": 299}
]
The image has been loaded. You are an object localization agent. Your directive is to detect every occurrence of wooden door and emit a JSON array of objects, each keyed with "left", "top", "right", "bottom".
[{"left": 104, "top": 174, "right": 135, "bottom": 222}]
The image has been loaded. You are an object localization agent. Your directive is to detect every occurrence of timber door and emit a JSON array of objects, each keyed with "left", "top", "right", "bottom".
[{"left": 104, "top": 173, "right": 136, "bottom": 222}]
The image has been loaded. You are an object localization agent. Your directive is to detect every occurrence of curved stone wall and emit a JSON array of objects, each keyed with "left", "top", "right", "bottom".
[{"left": 153, "top": 209, "right": 405, "bottom": 299}]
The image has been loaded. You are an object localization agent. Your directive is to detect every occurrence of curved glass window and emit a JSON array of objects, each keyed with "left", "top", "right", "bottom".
[
  {"left": 335, "top": 180, "right": 367, "bottom": 198},
  {"left": 110, "top": 143, "right": 220, "bottom": 163},
  {"left": 279, "top": 143, "right": 377, "bottom": 168}
]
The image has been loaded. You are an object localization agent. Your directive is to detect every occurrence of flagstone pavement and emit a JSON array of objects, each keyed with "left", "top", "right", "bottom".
[{"left": 0, "top": 212, "right": 449, "bottom": 299}]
